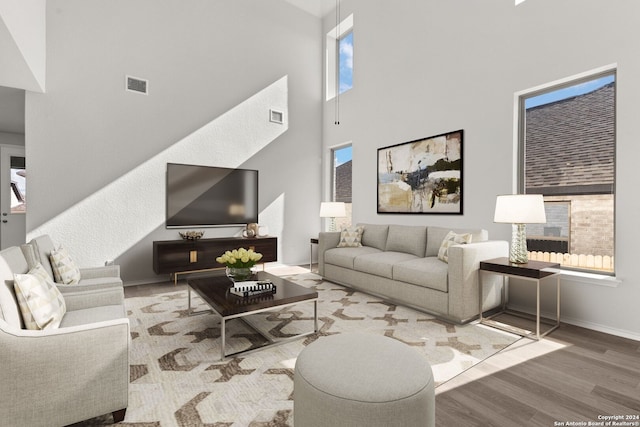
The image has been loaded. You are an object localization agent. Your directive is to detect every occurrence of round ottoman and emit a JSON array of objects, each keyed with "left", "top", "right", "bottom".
[{"left": 294, "top": 332, "right": 435, "bottom": 427}]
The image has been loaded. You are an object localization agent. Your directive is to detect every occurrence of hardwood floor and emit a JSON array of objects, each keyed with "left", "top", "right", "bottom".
[
  {"left": 436, "top": 322, "right": 640, "bottom": 426},
  {"left": 127, "top": 268, "right": 640, "bottom": 426}
]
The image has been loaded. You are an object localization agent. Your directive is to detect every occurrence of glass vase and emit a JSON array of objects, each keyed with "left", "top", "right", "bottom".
[
  {"left": 509, "top": 223, "right": 529, "bottom": 264},
  {"left": 225, "top": 266, "right": 254, "bottom": 283}
]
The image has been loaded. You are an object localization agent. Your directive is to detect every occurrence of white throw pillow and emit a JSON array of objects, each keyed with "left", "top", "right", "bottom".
[
  {"left": 49, "top": 246, "right": 81, "bottom": 284},
  {"left": 337, "top": 226, "right": 364, "bottom": 248},
  {"left": 14, "top": 263, "right": 66, "bottom": 330},
  {"left": 437, "top": 231, "right": 472, "bottom": 263}
]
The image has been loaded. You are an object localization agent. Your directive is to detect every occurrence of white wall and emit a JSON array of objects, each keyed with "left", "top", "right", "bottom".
[
  {"left": 25, "top": 0, "right": 323, "bottom": 283},
  {"left": 322, "top": 0, "right": 640, "bottom": 339},
  {"left": 0, "top": 132, "right": 24, "bottom": 146}
]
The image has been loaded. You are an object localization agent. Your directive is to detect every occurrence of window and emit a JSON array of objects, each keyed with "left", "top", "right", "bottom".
[
  {"left": 331, "top": 145, "right": 352, "bottom": 229},
  {"left": 338, "top": 31, "right": 353, "bottom": 95},
  {"left": 326, "top": 14, "right": 354, "bottom": 100},
  {"left": 10, "top": 156, "right": 26, "bottom": 214},
  {"left": 519, "top": 71, "right": 615, "bottom": 274}
]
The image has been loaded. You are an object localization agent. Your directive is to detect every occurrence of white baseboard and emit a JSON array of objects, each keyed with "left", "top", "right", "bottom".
[{"left": 507, "top": 303, "right": 640, "bottom": 342}]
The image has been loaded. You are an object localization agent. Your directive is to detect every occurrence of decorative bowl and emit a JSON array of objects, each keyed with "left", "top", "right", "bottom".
[{"left": 179, "top": 231, "right": 204, "bottom": 241}]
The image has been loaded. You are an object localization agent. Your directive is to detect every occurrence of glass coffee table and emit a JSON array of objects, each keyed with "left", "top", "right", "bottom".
[{"left": 187, "top": 271, "right": 319, "bottom": 360}]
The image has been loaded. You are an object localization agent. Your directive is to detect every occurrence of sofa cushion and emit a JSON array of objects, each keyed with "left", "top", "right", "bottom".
[
  {"left": 337, "top": 226, "right": 364, "bottom": 248},
  {"left": 437, "top": 231, "right": 472, "bottom": 263},
  {"left": 353, "top": 251, "right": 418, "bottom": 279},
  {"left": 50, "top": 246, "right": 81, "bottom": 284},
  {"left": 325, "top": 246, "right": 381, "bottom": 270},
  {"left": 27, "top": 235, "right": 57, "bottom": 280},
  {"left": 393, "top": 257, "right": 449, "bottom": 292},
  {"left": 14, "top": 264, "right": 66, "bottom": 330},
  {"left": 385, "top": 225, "right": 427, "bottom": 257},
  {"left": 358, "top": 224, "right": 389, "bottom": 251},
  {"left": 60, "top": 304, "right": 126, "bottom": 328},
  {"left": 426, "top": 226, "right": 488, "bottom": 257}
]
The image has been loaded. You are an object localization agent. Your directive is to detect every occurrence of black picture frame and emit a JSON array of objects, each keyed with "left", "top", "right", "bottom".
[{"left": 377, "top": 129, "right": 463, "bottom": 215}]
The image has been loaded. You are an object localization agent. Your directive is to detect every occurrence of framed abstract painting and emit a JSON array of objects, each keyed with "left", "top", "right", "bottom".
[{"left": 377, "top": 129, "right": 463, "bottom": 215}]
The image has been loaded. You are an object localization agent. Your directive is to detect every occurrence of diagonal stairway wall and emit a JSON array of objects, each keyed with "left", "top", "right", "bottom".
[{"left": 0, "top": 0, "right": 45, "bottom": 92}]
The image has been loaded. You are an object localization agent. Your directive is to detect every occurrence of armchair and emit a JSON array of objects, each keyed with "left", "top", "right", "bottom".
[
  {"left": 0, "top": 246, "right": 129, "bottom": 426},
  {"left": 24, "top": 235, "right": 124, "bottom": 308}
]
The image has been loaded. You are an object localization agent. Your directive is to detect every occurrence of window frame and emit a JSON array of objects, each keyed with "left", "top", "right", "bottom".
[
  {"left": 330, "top": 144, "right": 352, "bottom": 202},
  {"left": 326, "top": 14, "right": 354, "bottom": 101},
  {"left": 517, "top": 69, "right": 617, "bottom": 275},
  {"left": 330, "top": 143, "right": 353, "bottom": 230}
]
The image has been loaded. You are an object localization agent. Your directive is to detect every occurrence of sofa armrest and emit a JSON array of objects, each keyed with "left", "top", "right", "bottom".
[
  {"left": 59, "top": 286, "right": 125, "bottom": 311},
  {"left": 317, "top": 232, "right": 341, "bottom": 276},
  {"left": 79, "top": 264, "right": 121, "bottom": 279},
  {"left": 447, "top": 240, "right": 508, "bottom": 322},
  {"left": 0, "top": 318, "right": 129, "bottom": 426},
  {"left": 57, "top": 265, "right": 124, "bottom": 310}
]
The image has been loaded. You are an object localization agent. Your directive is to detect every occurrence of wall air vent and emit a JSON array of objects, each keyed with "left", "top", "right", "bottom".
[{"left": 125, "top": 75, "right": 149, "bottom": 95}]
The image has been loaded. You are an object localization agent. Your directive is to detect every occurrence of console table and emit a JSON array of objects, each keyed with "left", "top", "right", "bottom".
[
  {"left": 153, "top": 236, "right": 277, "bottom": 285},
  {"left": 479, "top": 257, "right": 560, "bottom": 340}
]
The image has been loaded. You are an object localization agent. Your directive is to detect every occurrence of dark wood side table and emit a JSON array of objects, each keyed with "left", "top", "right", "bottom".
[
  {"left": 479, "top": 257, "right": 561, "bottom": 340},
  {"left": 309, "top": 238, "right": 319, "bottom": 272}
]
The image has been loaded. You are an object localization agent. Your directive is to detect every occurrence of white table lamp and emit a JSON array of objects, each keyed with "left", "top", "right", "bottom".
[
  {"left": 320, "top": 202, "right": 346, "bottom": 231},
  {"left": 494, "top": 194, "right": 546, "bottom": 264}
]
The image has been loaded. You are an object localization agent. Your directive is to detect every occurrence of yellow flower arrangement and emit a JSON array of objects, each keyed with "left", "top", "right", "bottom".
[{"left": 216, "top": 248, "right": 263, "bottom": 268}]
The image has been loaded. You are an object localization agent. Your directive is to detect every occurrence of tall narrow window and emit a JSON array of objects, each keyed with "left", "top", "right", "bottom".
[
  {"left": 331, "top": 145, "right": 352, "bottom": 230},
  {"left": 338, "top": 31, "right": 353, "bottom": 94},
  {"left": 519, "top": 71, "right": 615, "bottom": 274},
  {"left": 326, "top": 14, "right": 354, "bottom": 101}
]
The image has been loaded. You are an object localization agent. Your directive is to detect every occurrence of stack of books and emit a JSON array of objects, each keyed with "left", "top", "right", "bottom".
[{"left": 229, "top": 280, "right": 276, "bottom": 298}]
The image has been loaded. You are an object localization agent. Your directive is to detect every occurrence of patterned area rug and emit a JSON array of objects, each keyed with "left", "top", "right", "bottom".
[{"left": 76, "top": 272, "right": 519, "bottom": 426}]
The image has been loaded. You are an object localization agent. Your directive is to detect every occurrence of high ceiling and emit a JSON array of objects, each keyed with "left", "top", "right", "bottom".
[
  {"left": 0, "top": 1, "right": 46, "bottom": 92},
  {"left": 0, "top": 0, "right": 334, "bottom": 135},
  {"left": 282, "top": 0, "right": 335, "bottom": 18},
  {"left": 0, "top": 0, "right": 45, "bottom": 135}
]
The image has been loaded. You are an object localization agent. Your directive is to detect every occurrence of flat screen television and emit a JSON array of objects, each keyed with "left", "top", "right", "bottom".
[{"left": 166, "top": 163, "right": 258, "bottom": 228}]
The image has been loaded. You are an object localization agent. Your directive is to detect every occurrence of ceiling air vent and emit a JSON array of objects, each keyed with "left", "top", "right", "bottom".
[{"left": 125, "top": 75, "right": 149, "bottom": 95}]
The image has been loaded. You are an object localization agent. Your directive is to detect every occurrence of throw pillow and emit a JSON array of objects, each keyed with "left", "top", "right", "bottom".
[
  {"left": 14, "top": 263, "right": 66, "bottom": 330},
  {"left": 337, "top": 226, "right": 364, "bottom": 248},
  {"left": 49, "top": 246, "right": 81, "bottom": 284},
  {"left": 437, "top": 231, "right": 472, "bottom": 263}
]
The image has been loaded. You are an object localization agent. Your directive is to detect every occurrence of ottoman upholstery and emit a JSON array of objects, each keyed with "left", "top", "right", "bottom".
[{"left": 294, "top": 332, "right": 435, "bottom": 427}]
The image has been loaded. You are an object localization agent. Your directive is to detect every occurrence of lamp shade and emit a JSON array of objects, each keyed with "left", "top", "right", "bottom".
[
  {"left": 319, "top": 202, "right": 346, "bottom": 218},
  {"left": 494, "top": 195, "right": 546, "bottom": 224}
]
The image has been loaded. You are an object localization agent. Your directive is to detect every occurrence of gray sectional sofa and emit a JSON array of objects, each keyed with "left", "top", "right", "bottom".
[{"left": 318, "top": 224, "right": 508, "bottom": 323}]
